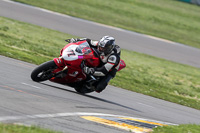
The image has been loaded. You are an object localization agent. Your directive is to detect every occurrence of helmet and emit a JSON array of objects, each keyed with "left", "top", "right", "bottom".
[{"left": 98, "top": 36, "right": 115, "bottom": 55}]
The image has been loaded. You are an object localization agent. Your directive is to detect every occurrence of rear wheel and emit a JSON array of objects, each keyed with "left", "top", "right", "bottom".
[{"left": 31, "top": 60, "right": 57, "bottom": 82}]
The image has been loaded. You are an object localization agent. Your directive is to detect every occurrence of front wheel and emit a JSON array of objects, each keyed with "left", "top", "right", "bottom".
[{"left": 31, "top": 60, "right": 57, "bottom": 82}]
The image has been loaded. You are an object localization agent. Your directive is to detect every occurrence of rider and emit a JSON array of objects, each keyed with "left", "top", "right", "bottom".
[{"left": 70, "top": 36, "right": 121, "bottom": 93}]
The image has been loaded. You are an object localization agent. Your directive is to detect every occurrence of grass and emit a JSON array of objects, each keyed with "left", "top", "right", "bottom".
[
  {"left": 1, "top": 124, "right": 199, "bottom": 133},
  {"left": 0, "top": 17, "right": 77, "bottom": 64},
  {"left": 13, "top": 0, "right": 200, "bottom": 49},
  {"left": 1, "top": 16, "right": 200, "bottom": 110},
  {"left": 152, "top": 124, "right": 200, "bottom": 133},
  {"left": 0, "top": 123, "right": 61, "bottom": 133},
  {"left": 112, "top": 49, "right": 200, "bottom": 109}
]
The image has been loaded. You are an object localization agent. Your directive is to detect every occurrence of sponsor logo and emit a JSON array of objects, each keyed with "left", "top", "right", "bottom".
[{"left": 56, "top": 59, "right": 60, "bottom": 64}]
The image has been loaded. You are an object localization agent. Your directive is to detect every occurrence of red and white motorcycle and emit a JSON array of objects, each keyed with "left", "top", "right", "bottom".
[{"left": 31, "top": 39, "right": 126, "bottom": 93}]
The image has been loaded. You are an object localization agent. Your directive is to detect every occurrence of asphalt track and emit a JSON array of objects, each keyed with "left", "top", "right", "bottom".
[
  {"left": 1, "top": 0, "right": 200, "bottom": 132},
  {"left": 1, "top": 55, "right": 200, "bottom": 133}
]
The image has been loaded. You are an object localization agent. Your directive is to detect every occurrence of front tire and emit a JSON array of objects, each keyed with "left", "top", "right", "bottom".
[{"left": 31, "top": 60, "right": 57, "bottom": 82}]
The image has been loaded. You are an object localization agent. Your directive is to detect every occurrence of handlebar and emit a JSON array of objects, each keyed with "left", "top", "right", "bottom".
[
  {"left": 65, "top": 39, "right": 71, "bottom": 43},
  {"left": 81, "top": 60, "right": 97, "bottom": 81}
]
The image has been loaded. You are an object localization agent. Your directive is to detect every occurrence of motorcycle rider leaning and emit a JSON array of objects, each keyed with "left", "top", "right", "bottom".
[{"left": 71, "top": 36, "right": 121, "bottom": 93}]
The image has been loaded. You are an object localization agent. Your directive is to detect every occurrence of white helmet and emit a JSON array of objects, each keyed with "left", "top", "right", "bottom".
[{"left": 98, "top": 36, "right": 115, "bottom": 55}]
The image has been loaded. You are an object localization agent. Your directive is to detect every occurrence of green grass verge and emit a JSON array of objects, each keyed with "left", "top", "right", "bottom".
[
  {"left": 0, "top": 17, "right": 77, "bottom": 64},
  {"left": 1, "top": 124, "right": 199, "bottom": 133},
  {"left": 152, "top": 124, "right": 200, "bottom": 133},
  {"left": 13, "top": 0, "right": 200, "bottom": 49},
  {"left": 0, "top": 124, "right": 61, "bottom": 133}
]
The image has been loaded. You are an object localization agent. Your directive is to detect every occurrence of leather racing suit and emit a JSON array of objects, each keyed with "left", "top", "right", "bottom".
[{"left": 82, "top": 38, "right": 121, "bottom": 92}]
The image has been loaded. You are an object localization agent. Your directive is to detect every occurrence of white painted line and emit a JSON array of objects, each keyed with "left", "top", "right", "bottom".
[
  {"left": 21, "top": 82, "right": 42, "bottom": 89},
  {"left": 0, "top": 112, "right": 177, "bottom": 125},
  {"left": 144, "top": 35, "right": 176, "bottom": 44},
  {"left": 137, "top": 102, "right": 154, "bottom": 108},
  {"left": 14, "top": 123, "right": 31, "bottom": 127},
  {"left": 0, "top": 112, "right": 116, "bottom": 121}
]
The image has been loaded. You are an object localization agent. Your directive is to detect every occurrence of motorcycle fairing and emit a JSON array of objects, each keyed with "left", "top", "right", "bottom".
[{"left": 51, "top": 40, "right": 100, "bottom": 84}]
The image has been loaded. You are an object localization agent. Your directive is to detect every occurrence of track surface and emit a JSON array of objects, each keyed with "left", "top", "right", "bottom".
[
  {"left": 1, "top": 0, "right": 200, "bottom": 68},
  {"left": 0, "top": 56, "right": 200, "bottom": 132},
  {"left": 1, "top": 0, "right": 200, "bottom": 132}
]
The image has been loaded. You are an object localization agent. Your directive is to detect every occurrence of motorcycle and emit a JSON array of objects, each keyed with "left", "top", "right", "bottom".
[{"left": 31, "top": 39, "right": 126, "bottom": 94}]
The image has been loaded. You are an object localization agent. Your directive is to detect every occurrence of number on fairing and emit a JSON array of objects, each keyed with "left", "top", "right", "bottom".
[{"left": 67, "top": 50, "right": 75, "bottom": 57}]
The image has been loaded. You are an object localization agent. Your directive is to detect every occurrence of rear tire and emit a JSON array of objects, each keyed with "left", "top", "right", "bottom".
[
  {"left": 31, "top": 60, "right": 57, "bottom": 82},
  {"left": 74, "top": 85, "right": 94, "bottom": 94}
]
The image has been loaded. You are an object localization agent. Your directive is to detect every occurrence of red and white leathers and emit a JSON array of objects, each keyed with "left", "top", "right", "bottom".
[{"left": 70, "top": 37, "right": 121, "bottom": 92}]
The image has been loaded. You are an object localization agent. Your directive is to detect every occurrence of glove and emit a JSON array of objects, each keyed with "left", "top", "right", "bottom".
[
  {"left": 83, "top": 66, "right": 95, "bottom": 75},
  {"left": 70, "top": 38, "right": 80, "bottom": 43}
]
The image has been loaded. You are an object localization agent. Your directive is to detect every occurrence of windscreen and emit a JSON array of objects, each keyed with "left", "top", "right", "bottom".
[{"left": 75, "top": 42, "right": 92, "bottom": 55}]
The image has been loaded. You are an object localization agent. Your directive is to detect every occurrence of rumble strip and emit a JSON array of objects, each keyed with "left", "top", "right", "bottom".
[{"left": 0, "top": 112, "right": 176, "bottom": 133}]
